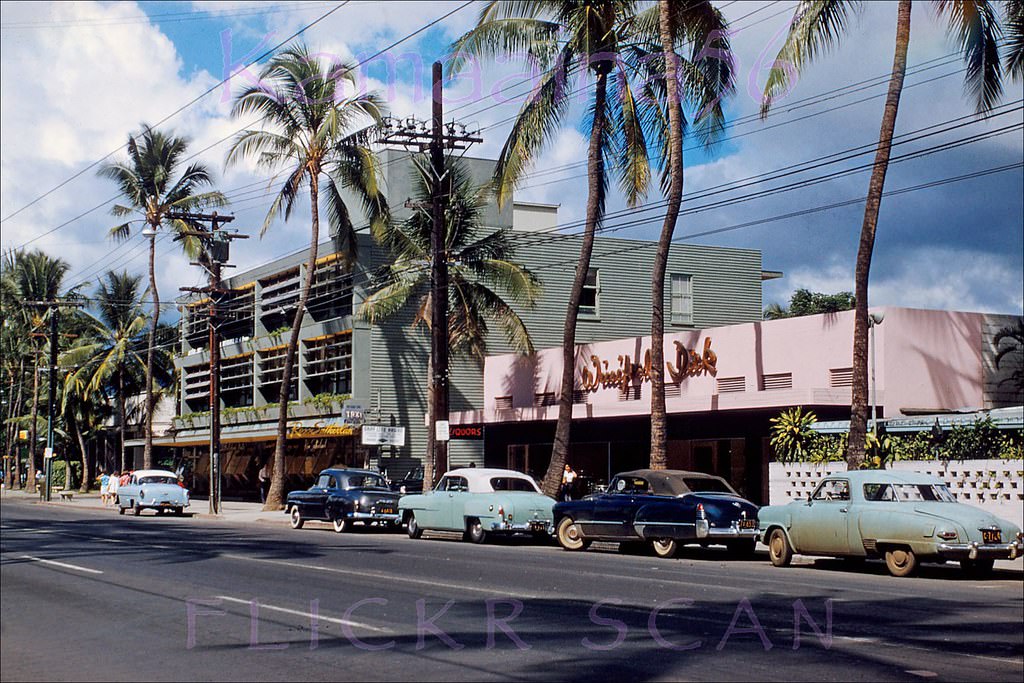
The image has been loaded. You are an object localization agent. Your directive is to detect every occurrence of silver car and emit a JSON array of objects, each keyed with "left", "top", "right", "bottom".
[{"left": 116, "top": 469, "right": 190, "bottom": 516}]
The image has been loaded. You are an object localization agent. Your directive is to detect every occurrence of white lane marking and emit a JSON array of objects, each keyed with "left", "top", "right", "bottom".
[
  {"left": 215, "top": 595, "right": 390, "bottom": 633},
  {"left": 834, "top": 636, "right": 1024, "bottom": 666},
  {"left": 20, "top": 554, "right": 103, "bottom": 575}
]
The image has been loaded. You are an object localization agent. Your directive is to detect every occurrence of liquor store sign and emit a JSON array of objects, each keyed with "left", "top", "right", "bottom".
[{"left": 580, "top": 337, "right": 718, "bottom": 393}]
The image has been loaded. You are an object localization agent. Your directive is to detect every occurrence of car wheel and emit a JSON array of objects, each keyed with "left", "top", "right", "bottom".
[
  {"left": 466, "top": 518, "right": 487, "bottom": 544},
  {"left": 768, "top": 528, "right": 793, "bottom": 567},
  {"left": 289, "top": 506, "right": 304, "bottom": 530},
  {"left": 332, "top": 517, "right": 351, "bottom": 533},
  {"left": 133, "top": 501, "right": 141, "bottom": 517},
  {"left": 406, "top": 513, "right": 423, "bottom": 539},
  {"left": 556, "top": 517, "right": 590, "bottom": 551},
  {"left": 884, "top": 547, "right": 918, "bottom": 577},
  {"left": 651, "top": 538, "right": 678, "bottom": 559},
  {"left": 174, "top": 507, "right": 184, "bottom": 516},
  {"left": 726, "top": 539, "right": 757, "bottom": 558},
  {"left": 961, "top": 558, "right": 995, "bottom": 577}
]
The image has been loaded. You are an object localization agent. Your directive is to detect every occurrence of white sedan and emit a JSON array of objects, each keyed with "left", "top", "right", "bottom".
[{"left": 116, "top": 469, "right": 190, "bottom": 516}]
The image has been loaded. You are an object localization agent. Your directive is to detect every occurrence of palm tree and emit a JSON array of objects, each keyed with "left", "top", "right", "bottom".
[
  {"left": 450, "top": 0, "right": 659, "bottom": 496},
  {"left": 1006, "top": 0, "right": 1024, "bottom": 78},
  {"left": 99, "top": 124, "right": 226, "bottom": 470},
  {"left": 226, "top": 43, "right": 389, "bottom": 511},
  {"left": 7, "top": 249, "right": 72, "bottom": 492},
  {"left": 993, "top": 318, "right": 1024, "bottom": 394},
  {"left": 1, "top": 250, "right": 28, "bottom": 488},
  {"left": 640, "top": 1, "right": 733, "bottom": 469},
  {"left": 761, "top": 0, "right": 1005, "bottom": 467},
  {"left": 61, "top": 271, "right": 150, "bottom": 473},
  {"left": 359, "top": 156, "right": 542, "bottom": 488}
]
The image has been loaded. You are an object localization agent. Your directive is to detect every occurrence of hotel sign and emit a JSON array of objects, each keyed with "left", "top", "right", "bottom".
[
  {"left": 287, "top": 418, "right": 356, "bottom": 439},
  {"left": 580, "top": 337, "right": 718, "bottom": 393}
]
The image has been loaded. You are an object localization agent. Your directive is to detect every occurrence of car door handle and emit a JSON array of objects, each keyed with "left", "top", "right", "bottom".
[
  {"left": 448, "top": 493, "right": 454, "bottom": 498},
  {"left": 839, "top": 507, "right": 848, "bottom": 513}
]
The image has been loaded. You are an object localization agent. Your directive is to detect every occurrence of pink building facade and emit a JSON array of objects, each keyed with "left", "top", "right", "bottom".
[{"left": 452, "top": 308, "right": 1021, "bottom": 503}]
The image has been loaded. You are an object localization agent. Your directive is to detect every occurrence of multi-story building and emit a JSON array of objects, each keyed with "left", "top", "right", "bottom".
[{"left": 159, "top": 151, "right": 769, "bottom": 496}]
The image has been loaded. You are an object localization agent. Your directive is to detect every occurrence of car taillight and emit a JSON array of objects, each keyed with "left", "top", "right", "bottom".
[
  {"left": 497, "top": 506, "right": 504, "bottom": 517},
  {"left": 696, "top": 503, "right": 705, "bottom": 520}
]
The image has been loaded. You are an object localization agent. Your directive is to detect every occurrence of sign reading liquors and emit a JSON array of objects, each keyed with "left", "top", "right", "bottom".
[
  {"left": 449, "top": 424, "right": 483, "bottom": 440},
  {"left": 362, "top": 425, "right": 406, "bottom": 447},
  {"left": 341, "top": 401, "right": 365, "bottom": 426}
]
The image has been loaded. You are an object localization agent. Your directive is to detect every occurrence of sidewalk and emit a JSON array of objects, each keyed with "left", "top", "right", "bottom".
[{"left": 0, "top": 487, "right": 290, "bottom": 526}]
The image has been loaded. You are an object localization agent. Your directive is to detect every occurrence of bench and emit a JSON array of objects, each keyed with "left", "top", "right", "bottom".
[{"left": 58, "top": 490, "right": 74, "bottom": 502}]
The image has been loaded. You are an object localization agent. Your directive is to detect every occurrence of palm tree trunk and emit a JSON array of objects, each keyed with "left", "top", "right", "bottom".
[
  {"left": 29, "top": 349, "right": 40, "bottom": 493},
  {"left": 118, "top": 369, "right": 127, "bottom": 472},
  {"left": 848, "top": 0, "right": 911, "bottom": 468},
  {"left": 76, "top": 418, "right": 90, "bottom": 493},
  {"left": 541, "top": 69, "right": 610, "bottom": 498},
  {"left": 650, "top": 0, "right": 686, "bottom": 471},
  {"left": 265, "top": 173, "right": 320, "bottom": 512},
  {"left": 11, "top": 359, "right": 25, "bottom": 488},
  {"left": 4, "top": 360, "right": 22, "bottom": 488},
  {"left": 144, "top": 229, "right": 158, "bottom": 470}
]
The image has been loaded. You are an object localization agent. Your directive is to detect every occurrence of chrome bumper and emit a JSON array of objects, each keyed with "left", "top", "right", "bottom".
[
  {"left": 696, "top": 519, "right": 759, "bottom": 540},
  {"left": 347, "top": 511, "right": 400, "bottom": 523},
  {"left": 488, "top": 519, "right": 551, "bottom": 533},
  {"left": 937, "top": 540, "right": 1023, "bottom": 561}
]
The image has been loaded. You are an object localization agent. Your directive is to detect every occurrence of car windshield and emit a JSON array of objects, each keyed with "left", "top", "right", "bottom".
[
  {"left": 348, "top": 475, "right": 387, "bottom": 489},
  {"left": 864, "top": 483, "right": 957, "bottom": 502},
  {"left": 682, "top": 477, "right": 734, "bottom": 494},
  {"left": 490, "top": 477, "right": 538, "bottom": 492},
  {"left": 138, "top": 475, "right": 176, "bottom": 485}
]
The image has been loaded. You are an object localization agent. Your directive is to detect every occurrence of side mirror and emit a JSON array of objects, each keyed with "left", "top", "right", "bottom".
[{"left": 805, "top": 495, "right": 813, "bottom": 506}]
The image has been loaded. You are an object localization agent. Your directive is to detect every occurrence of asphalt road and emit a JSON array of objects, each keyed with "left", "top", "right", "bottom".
[{"left": 2, "top": 498, "right": 1022, "bottom": 682}]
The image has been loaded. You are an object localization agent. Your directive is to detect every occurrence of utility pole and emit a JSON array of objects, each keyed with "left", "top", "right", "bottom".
[
  {"left": 26, "top": 299, "right": 83, "bottom": 501},
  {"left": 377, "top": 62, "right": 481, "bottom": 491},
  {"left": 173, "top": 211, "right": 246, "bottom": 514}
]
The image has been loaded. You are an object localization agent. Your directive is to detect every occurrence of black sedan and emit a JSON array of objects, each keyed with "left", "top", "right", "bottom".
[
  {"left": 286, "top": 468, "right": 400, "bottom": 532},
  {"left": 552, "top": 469, "right": 759, "bottom": 558}
]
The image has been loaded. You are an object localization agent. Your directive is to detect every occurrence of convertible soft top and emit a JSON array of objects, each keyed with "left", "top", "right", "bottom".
[{"left": 615, "top": 469, "right": 733, "bottom": 496}]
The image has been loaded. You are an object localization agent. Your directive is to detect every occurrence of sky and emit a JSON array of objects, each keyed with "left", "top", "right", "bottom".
[{"left": 1, "top": 0, "right": 1022, "bottom": 323}]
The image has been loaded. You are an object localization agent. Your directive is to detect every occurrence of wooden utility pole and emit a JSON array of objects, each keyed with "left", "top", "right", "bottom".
[
  {"left": 377, "top": 63, "right": 481, "bottom": 491},
  {"left": 173, "top": 211, "right": 245, "bottom": 514}
]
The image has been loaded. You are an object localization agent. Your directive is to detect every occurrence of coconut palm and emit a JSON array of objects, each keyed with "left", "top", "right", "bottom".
[
  {"left": 359, "top": 156, "right": 541, "bottom": 488},
  {"left": 226, "top": 42, "right": 389, "bottom": 511},
  {"left": 6, "top": 249, "right": 73, "bottom": 491},
  {"left": 450, "top": 0, "right": 663, "bottom": 496},
  {"left": 761, "top": 0, "right": 1005, "bottom": 467},
  {"left": 634, "top": 0, "right": 733, "bottom": 469},
  {"left": 99, "top": 124, "right": 226, "bottom": 470},
  {"left": 993, "top": 318, "right": 1024, "bottom": 393},
  {"left": 1006, "top": 0, "right": 1024, "bottom": 78},
  {"left": 61, "top": 271, "right": 151, "bottom": 473}
]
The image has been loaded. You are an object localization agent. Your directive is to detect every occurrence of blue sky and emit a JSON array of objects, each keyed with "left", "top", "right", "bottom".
[{"left": 1, "top": 1, "right": 1022, "bottom": 320}]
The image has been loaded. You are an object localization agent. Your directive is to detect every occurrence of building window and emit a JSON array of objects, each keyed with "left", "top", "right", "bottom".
[
  {"left": 580, "top": 268, "right": 599, "bottom": 317},
  {"left": 671, "top": 274, "right": 693, "bottom": 325}
]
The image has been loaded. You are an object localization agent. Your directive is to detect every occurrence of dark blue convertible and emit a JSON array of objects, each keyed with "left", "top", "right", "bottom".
[
  {"left": 552, "top": 469, "right": 759, "bottom": 558},
  {"left": 286, "top": 468, "right": 400, "bottom": 533}
]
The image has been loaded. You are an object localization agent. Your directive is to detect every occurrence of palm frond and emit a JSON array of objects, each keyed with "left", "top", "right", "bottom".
[{"left": 934, "top": 0, "right": 1004, "bottom": 113}]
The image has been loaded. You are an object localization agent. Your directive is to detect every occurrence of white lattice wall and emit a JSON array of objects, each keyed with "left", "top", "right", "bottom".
[{"left": 769, "top": 459, "right": 1024, "bottom": 527}]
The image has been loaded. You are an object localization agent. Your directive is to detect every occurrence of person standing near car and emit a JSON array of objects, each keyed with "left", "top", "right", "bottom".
[
  {"left": 108, "top": 471, "right": 120, "bottom": 506},
  {"left": 258, "top": 460, "right": 271, "bottom": 503},
  {"left": 560, "top": 464, "right": 577, "bottom": 501}
]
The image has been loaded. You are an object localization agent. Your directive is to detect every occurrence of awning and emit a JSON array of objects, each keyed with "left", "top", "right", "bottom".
[
  {"left": 126, "top": 417, "right": 360, "bottom": 448},
  {"left": 811, "top": 406, "right": 1023, "bottom": 434}
]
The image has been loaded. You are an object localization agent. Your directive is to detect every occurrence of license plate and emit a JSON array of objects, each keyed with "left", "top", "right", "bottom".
[
  {"left": 982, "top": 529, "right": 1001, "bottom": 544},
  {"left": 739, "top": 519, "right": 756, "bottom": 530},
  {"left": 378, "top": 507, "right": 394, "bottom": 515}
]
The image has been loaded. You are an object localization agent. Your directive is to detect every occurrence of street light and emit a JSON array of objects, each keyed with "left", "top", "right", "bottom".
[{"left": 868, "top": 311, "right": 885, "bottom": 435}]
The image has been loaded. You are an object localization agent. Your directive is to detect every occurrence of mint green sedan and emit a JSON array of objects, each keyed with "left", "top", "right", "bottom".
[
  {"left": 398, "top": 468, "right": 555, "bottom": 544},
  {"left": 759, "top": 470, "right": 1023, "bottom": 577}
]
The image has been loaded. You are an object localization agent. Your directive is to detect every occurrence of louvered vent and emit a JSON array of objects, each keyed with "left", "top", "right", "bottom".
[
  {"left": 664, "top": 383, "right": 681, "bottom": 399},
  {"left": 761, "top": 372, "right": 793, "bottom": 390},
  {"left": 572, "top": 390, "right": 589, "bottom": 405},
  {"left": 534, "top": 392, "right": 557, "bottom": 407},
  {"left": 716, "top": 376, "right": 746, "bottom": 393},
  {"left": 830, "top": 367, "right": 853, "bottom": 387},
  {"left": 494, "top": 396, "right": 513, "bottom": 410}
]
